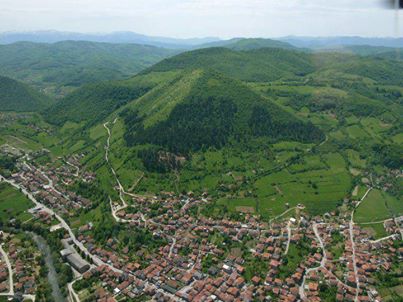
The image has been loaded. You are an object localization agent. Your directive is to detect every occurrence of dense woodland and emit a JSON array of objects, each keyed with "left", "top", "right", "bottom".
[
  {"left": 123, "top": 70, "right": 324, "bottom": 157},
  {"left": 46, "top": 81, "right": 152, "bottom": 126},
  {"left": 0, "top": 75, "right": 53, "bottom": 111},
  {"left": 0, "top": 41, "right": 176, "bottom": 97}
]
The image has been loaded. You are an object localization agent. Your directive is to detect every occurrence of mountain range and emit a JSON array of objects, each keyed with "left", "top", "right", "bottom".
[
  {"left": 2, "top": 31, "right": 403, "bottom": 49},
  {"left": 0, "top": 30, "right": 220, "bottom": 49}
]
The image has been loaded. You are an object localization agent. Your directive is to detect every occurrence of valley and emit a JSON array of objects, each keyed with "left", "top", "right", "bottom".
[{"left": 0, "top": 37, "right": 402, "bottom": 302}]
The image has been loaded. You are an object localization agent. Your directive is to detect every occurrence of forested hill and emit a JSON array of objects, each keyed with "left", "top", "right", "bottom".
[
  {"left": 123, "top": 69, "right": 324, "bottom": 154},
  {"left": 45, "top": 78, "right": 156, "bottom": 126},
  {"left": 44, "top": 45, "right": 403, "bottom": 129},
  {"left": 0, "top": 75, "right": 53, "bottom": 112},
  {"left": 0, "top": 41, "right": 177, "bottom": 97},
  {"left": 145, "top": 47, "right": 315, "bottom": 82},
  {"left": 146, "top": 47, "right": 403, "bottom": 85}
]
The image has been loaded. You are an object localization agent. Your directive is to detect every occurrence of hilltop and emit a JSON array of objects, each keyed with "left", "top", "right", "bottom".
[
  {"left": 122, "top": 69, "right": 323, "bottom": 154},
  {"left": 197, "top": 38, "right": 296, "bottom": 51},
  {"left": 146, "top": 47, "right": 315, "bottom": 82}
]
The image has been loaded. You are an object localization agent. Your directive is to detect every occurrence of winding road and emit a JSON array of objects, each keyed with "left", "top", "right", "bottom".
[{"left": 298, "top": 223, "right": 326, "bottom": 300}]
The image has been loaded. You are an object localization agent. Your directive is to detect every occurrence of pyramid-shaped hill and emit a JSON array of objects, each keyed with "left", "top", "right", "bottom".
[
  {"left": 122, "top": 69, "right": 325, "bottom": 154},
  {"left": 144, "top": 47, "right": 315, "bottom": 82}
]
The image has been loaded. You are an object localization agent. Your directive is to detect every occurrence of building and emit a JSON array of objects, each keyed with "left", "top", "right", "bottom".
[{"left": 61, "top": 249, "right": 90, "bottom": 274}]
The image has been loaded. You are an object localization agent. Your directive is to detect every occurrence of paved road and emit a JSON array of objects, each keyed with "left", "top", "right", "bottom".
[
  {"left": 269, "top": 207, "right": 297, "bottom": 224},
  {"left": 350, "top": 187, "right": 372, "bottom": 302},
  {"left": 168, "top": 237, "right": 177, "bottom": 258},
  {"left": 284, "top": 221, "right": 292, "bottom": 255},
  {"left": 351, "top": 187, "right": 372, "bottom": 224},
  {"left": 65, "top": 161, "right": 80, "bottom": 178},
  {"left": 2, "top": 159, "right": 181, "bottom": 301},
  {"left": 0, "top": 244, "right": 14, "bottom": 297},
  {"left": 1, "top": 175, "right": 123, "bottom": 274},
  {"left": 298, "top": 223, "right": 325, "bottom": 300},
  {"left": 67, "top": 277, "right": 82, "bottom": 302},
  {"left": 35, "top": 165, "right": 80, "bottom": 207}
]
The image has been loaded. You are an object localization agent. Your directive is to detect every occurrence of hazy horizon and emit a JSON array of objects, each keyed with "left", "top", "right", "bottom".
[
  {"left": 0, "top": 0, "right": 401, "bottom": 39},
  {"left": 1, "top": 29, "right": 402, "bottom": 40}
]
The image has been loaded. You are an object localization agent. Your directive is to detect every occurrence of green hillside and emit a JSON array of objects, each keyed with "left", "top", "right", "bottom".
[
  {"left": 320, "top": 45, "right": 402, "bottom": 57},
  {"left": 44, "top": 71, "right": 181, "bottom": 126},
  {"left": 304, "top": 51, "right": 403, "bottom": 85},
  {"left": 146, "top": 47, "right": 315, "bottom": 82},
  {"left": 0, "top": 75, "right": 53, "bottom": 111},
  {"left": 0, "top": 41, "right": 177, "bottom": 97},
  {"left": 46, "top": 46, "right": 403, "bottom": 130},
  {"left": 123, "top": 69, "right": 324, "bottom": 153}
]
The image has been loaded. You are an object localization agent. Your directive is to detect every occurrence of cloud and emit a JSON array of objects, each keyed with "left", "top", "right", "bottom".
[{"left": 0, "top": 0, "right": 399, "bottom": 37}]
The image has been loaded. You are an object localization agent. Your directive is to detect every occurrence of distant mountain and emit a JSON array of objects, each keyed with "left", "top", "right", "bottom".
[
  {"left": 0, "top": 41, "right": 178, "bottom": 97},
  {"left": 0, "top": 31, "right": 220, "bottom": 49},
  {"left": 0, "top": 75, "right": 53, "bottom": 112},
  {"left": 314, "top": 45, "right": 397, "bottom": 55},
  {"left": 197, "top": 38, "right": 296, "bottom": 51},
  {"left": 280, "top": 36, "right": 403, "bottom": 49}
]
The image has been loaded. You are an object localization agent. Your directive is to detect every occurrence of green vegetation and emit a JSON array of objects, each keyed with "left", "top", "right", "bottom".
[
  {"left": 0, "top": 41, "right": 176, "bottom": 96},
  {"left": 243, "top": 253, "right": 268, "bottom": 281},
  {"left": 355, "top": 190, "right": 402, "bottom": 223},
  {"left": 45, "top": 80, "right": 152, "bottom": 126},
  {"left": 360, "top": 222, "right": 388, "bottom": 239},
  {"left": 123, "top": 69, "right": 324, "bottom": 154},
  {"left": 329, "top": 231, "right": 345, "bottom": 260},
  {"left": 0, "top": 154, "right": 17, "bottom": 175},
  {"left": 374, "top": 247, "right": 403, "bottom": 302},
  {"left": 0, "top": 182, "right": 33, "bottom": 223},
  {"left": 0, "top": 75, "right": 53, "bottom": 111},
  {"left": 278, "top": 237, "right": 312, "bottom": 279},
  {"left": 146, "top": 47, "right": 315, "bottom": 82},
  {"left": 318, "top": 284, "right": 338, "bottom": 302},
  {"left": 1, "top": 43, "right": 402, "bottom": 220}
]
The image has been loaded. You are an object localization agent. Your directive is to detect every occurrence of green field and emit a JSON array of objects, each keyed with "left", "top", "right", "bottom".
[
  {"left": 0, "top": 182, "right": 33, "bottom": 222},
  {"left": 359, "top": 222, "right": 388, "bottom": 239},
  {"left": 254, "top": 153, "right": 351, "bottom": 216},
  {"left": 216, "top": 197, "right": 257, "bottom": 213},
  {"left": 278, "top": 241, "right": 311, "bottom": 279},
  {"left": 355, "top": 189, "right": 402, "bottom": 223}
]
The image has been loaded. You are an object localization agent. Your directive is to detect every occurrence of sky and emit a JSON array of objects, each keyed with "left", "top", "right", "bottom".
[{"left": 0, "top": 0, "right": 401, "bottom": 38}]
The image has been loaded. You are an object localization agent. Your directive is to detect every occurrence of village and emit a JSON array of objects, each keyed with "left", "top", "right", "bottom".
[
  {"left": 0, "top": 144, "right": 402, "bottom": 302},
  {"left": 0, "top": 231, "right": 43, "bottom": 301}
]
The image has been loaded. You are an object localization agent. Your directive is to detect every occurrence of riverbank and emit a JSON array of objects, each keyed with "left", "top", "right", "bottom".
[{"left": 29, "top": 232, "right": 66, "bottom": 302}]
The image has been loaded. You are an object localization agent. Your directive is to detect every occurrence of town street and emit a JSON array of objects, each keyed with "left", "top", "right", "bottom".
[{"left": 0, "top": 244, "right": 14, "bottom": 297}]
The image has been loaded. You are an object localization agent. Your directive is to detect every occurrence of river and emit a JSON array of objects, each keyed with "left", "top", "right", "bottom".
[{"left": 29, "top": 232, "right": 66, "bottom": 302}]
